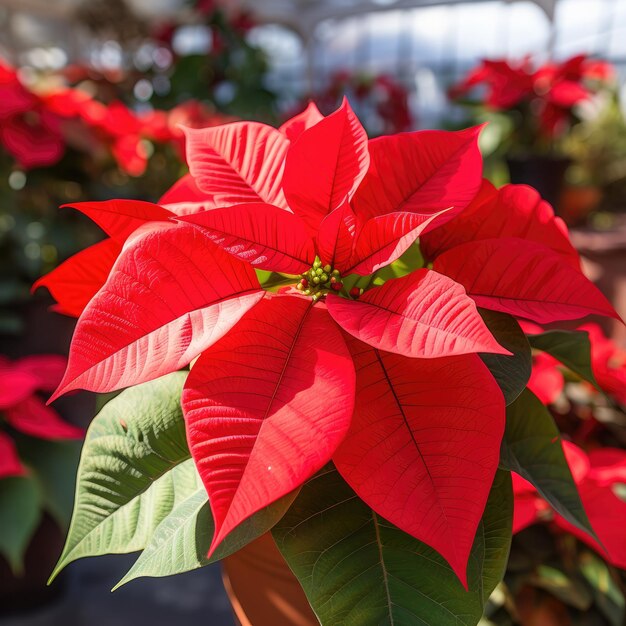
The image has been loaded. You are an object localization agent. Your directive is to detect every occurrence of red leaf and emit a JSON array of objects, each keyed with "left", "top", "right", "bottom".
[
  {"left": 158, "top": 174, "right": 217, "bottom": 216},
  {"left": 326, "top": 270, "right": 509, "bottom": 358},
  {"left": 6, "top": 396, "right": 83, "bottom": 440},
  {"left": 279, "top": 102, "right": 324, "bottom": 141},
  {"left": 434, "top": 238, "right": 619, "bottom": 323},
  {"left": 183, "top": 122, "right": 289, "bottom": 208},
  {"left": 333, "top": 337, "right": 505, "bottom": 587},
  {"left": 32, "top": 239, "right": 122, "bottom": 318},
  {"left": 421, "top": 180, "right": 580, "bottom": 268},
  {"left": 182, "top": 296, "right": 355, "bottom": 555},
  {"left": 556, "top": 483, "right": 626, "bottom": 570},
  {"left": 15, "top": 355, "right": 66, "bottom": 392},
  {"left": 351, "top": 127, "right": 483, "bottom": 224},
  {"left": 346, "top": 209, "right": 451, "bottom": 275},
  {"left": 0, "top": 359, "right": 38, "bottom": 409},
  {"left": 527, "top": 353, "right": 564, "bottom": 405},
  {"left": 51, "top": 224, "right": 264, "bottom": 398},
  {"left": 0, "top": 432, "right": 25, "bottom": 478},
  {"left": 283, "top": 99, "right": 370, "bottom": 232},
  {"left": 513, "top": 490, "right": 550, "bottom": 533},
  {"left": 65, "top": 200, "right": 174, "bottom": 242},
  {"left": 316, "top": 201, "right": 356, "bottom": 271},
  {"left": 179, "top": 203, "right": 315, "bottom": 274},
  {"left": 587, "top": 448, "right": 626, "bottom": 485}
]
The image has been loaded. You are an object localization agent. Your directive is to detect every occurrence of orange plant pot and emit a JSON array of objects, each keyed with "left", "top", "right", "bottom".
[{"left": 222, "top": 533, "right": 318, "bottom": 626}]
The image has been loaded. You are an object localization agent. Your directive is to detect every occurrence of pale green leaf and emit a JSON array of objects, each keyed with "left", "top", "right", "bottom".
[
  {"left": 115, "top": 487, "right": 299, "bottom": 589},
  {"left": 50, "top": 372, "right": 191, "bottom": 581}
]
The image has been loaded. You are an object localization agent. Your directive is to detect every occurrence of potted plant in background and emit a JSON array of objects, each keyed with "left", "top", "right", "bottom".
[
  {"left": 562, "top": 92, "right": 626, "bottom": 225},
  {"left": 40, "top": 100, "right": 622, "bottom": 625},
  {"left": 0, "top": 354, "right": 83, "bottom": 615},
  {"left": 449, "top": 54, "right": 615, "bottom": 209}
]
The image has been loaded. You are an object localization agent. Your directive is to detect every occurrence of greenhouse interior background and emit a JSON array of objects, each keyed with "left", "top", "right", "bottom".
[{"left": 2, "top": 0, "right": 626, "bottom": 625}]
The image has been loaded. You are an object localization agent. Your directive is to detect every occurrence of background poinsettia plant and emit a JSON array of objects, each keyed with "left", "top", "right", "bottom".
[
  {"left": 0, "top": 354, "right": 83, "bottom": 574},
  {"left": 449, "top": 54, "right": 615, "bottom": 157},
  {"left": 483, "top": 321, "right": 626, "bottom": 625},
  {"left": 41, "top": 98, "right": 623, "bottom": 624}
]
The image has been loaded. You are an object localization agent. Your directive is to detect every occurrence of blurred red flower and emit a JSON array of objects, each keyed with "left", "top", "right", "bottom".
[
  {"left": 0, "top": 61, "right": 65, "bottom": 169},
  {"left": 0, "top": 354, "right": 83, "bottom": 479}
]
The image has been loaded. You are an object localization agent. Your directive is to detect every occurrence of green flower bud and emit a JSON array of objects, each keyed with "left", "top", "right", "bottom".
[
  {"left": 323, "top": 264, "right": 332, "bottom": 273},
  {"left": 320, "top": 273, "right": 328, "bottom": 282},
  {"left": 312, "top": 276, "right": 321, "bottom": 284}
]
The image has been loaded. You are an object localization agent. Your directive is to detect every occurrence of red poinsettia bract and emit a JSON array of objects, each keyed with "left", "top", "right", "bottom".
[
  {"left": 41, "top": 100, "right": 618, "bottom": 586},
  {"left": 0, "top": 355, "right": 83, "bottom": 478}
]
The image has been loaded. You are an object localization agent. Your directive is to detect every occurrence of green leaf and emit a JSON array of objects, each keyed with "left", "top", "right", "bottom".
[
  {"left": 49, "top": 372, "right": 191, "bottom": 582},
  {"left": 479, "top": 309, "right": 532, "bottom": 405},
  {"left": 272, "top": 465, "right": 512, "bottom": 626},
  {"left": 0, "top": 475, "right": 42, "bottom": 574},
  {"left": 374, "top": 243, "right": 425, "bottom": 282},
  {"left": 527, "top": 330, "right": 598, "bottom": 388},
  {"left": 579, "top": 550, "right": 625, "bottom": 626},
  {"left": 255, "top": 270, "right": 297, "bottom": 292},
  {"left": 16, "top": 437, "right": 82, "bottom": 530},
  {"left": 114, "top": 487, "right": 299, "bottom": 589},
  {"left": 500, "top": 389, "right": 596, "bottom": 539}
]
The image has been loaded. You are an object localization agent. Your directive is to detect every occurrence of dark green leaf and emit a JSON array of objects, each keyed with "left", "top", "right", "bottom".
[
  {"left": 528, "top": 330, "right": 598, "bottom": 388},
  {"left": 0, "top": 475, "right": 42, "bottom": 574},
  {"left": 479, "top": 309, "right": 532, "bottom": 405},
  {"left": 500, "top": 389, "right": 595, "bottom": 539},
  {"left": 16, "top": 437, "right": 82, "bottom": 530},
  {"left": 272, "top": 466, "right": 512, "bottom": 626}
]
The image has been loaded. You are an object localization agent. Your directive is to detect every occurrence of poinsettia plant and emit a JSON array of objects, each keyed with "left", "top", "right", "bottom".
[
  {"left": 486, "top": 322, "right": 626, "bottom": 625},
  {"left": 40, "top": 99, "right": 623, "bottom": 624},
  {"left": 449, "top": 54, "right": 615, "bottom": 156},
  {"left": 0, "top": 354, "right": 83, "bottom": 573}
]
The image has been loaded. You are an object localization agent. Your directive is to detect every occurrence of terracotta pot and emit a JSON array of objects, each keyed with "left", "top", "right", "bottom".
[
  {"left": 0, "top": 514, "right": 67, "bottom": 616},
  {"left": 222, "top": 533, "right": 318, "bottom": 626},
  {"left": 506, "top": 155, "right": 571, "bottom": 209}
]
